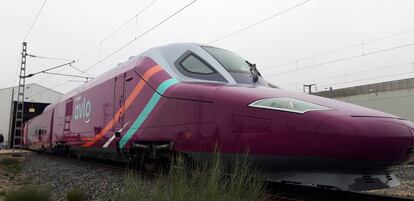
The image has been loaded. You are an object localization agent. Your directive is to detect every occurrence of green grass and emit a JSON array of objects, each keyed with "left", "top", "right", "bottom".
[
  {"left": 117, "top": 174, "right": 152, "bottom": 201},
  {"left": 117, "top": 154, "right": 267, "bottom": 201},
  {"left": 5, "top": 185, "right": 51, "bottom": 201}
]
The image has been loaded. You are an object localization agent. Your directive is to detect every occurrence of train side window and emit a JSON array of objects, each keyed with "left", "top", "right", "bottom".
[{"left": 174, "top": 51, "right": 227, "bottom": 82}]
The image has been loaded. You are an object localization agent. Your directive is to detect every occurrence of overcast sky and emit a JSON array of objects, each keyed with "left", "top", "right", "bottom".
[{"left": 2, "top": 0, "right": 414, "bottom": 96}]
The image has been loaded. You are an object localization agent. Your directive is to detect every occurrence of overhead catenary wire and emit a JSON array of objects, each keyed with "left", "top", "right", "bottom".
[
  {"left": 264, "top": 41, "right": 414, "bottom": 78},
  {"left": 282, "top": 66, "right": 414, "bottom": 92},
  {"left": 20, "top": 0, "right": 91, "bottom": 88},
  {"left": 23, "top": 0, "right": 48, "bottom": 41},
  {"left": 17, "top": 0, "right": 48, "bottom": 87},
  {"left": 28, "top": 70, "right": 91, "bottom": 99},
  {"left": 27, "top": 0, "right": 199, "bottom": 99},
  {"left": 69, "top": 64, "right": 94, "bottom": 77},
  {"left": 31, "top": 0, "right": 158, "bottom": 86},
  {"left": 42, "top": 72, "right": 93, "bottom": 80},
  {"left": 27, "top": 1, "right": 414, "bottom": 100},
  {"left": 316, "top": 70, "right": 414, "bottom": 90},
  {"left": 278, "top": 61, "right": 414, "bottom": 87},
  {"left": 261, "top": 27, "right": 414, "bottom": 71},
  {"left": 208, "top": 0, "right": 312, "bottom": 45},
  {"left": 24, "top": 0, "right": 306, "bottom": 96},
  {"left": 25, "top": 53, "right": 80, "bottom": 84},
  {"left": 24, "top": 61, "right": 76, "bottom": 78},
  {"left": 76, "top": 0, "right": 157, "bottom": 62},
  {"left": 80, "top": 0, "right": 199, "bottom": 73},
  {"left": 34, "top": 63, "right": 94, "bottom": 85},
  {"left": 28, "top": 62, "right": 92, "bottom": 95},
  {"left": 26, "top": 53, "right": 73, "bottom": 62}
]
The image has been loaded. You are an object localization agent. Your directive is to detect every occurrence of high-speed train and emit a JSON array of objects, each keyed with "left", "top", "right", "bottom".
[{"left": 24, "top": 43, "right": 414, "bottom": 191}]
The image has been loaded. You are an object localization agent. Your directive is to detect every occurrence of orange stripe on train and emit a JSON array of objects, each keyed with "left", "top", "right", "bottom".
[{"left": 82, "top": 65, "right": 162, "bottom": 147}]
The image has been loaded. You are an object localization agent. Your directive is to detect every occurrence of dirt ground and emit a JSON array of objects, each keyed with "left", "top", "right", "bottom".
[{"left": 0, "top": 154, "right": 29, "bottom": 201}]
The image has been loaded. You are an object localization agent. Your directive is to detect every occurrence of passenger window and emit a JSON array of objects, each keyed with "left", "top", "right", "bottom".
[
  {"left": 181, "top": 55, "right": 214, "bottom": 74},
  {"left": 175, "top": 51, "right": 227, "bottom": 82}
]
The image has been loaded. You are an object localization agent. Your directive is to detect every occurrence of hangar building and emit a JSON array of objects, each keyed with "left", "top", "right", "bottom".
[{"left": 0, "top": 83, "right": 62, "bottom": 148}]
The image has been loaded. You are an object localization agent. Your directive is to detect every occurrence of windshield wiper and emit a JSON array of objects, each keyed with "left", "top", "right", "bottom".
[{"left": 245, "top": 60, "right": 261, "bottom": 83}]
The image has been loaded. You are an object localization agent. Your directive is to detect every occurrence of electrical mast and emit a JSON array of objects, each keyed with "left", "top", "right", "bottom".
[
  {"left": 12, "top": 42, "right": 28, "bottom": 154},
  {"left": 303, "top": 84, "right": 317, "bottom": 94}
]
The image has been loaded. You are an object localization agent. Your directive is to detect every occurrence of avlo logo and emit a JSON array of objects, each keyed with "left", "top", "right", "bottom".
[{"left": 73, "top": 96, "right": 92, "bottom": 123}]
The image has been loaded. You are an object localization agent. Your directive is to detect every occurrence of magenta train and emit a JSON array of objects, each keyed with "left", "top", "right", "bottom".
[{"left": 25, "top": 43, "right": 414, "bottom": 191}]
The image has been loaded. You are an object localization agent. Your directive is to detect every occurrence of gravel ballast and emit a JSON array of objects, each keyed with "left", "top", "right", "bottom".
[{"left": 22, "top": 153, "right": 148, "bottom": 201}]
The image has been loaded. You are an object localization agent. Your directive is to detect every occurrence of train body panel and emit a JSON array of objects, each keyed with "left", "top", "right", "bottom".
[
  {"left": 25, "top": 43, "right": 414, "bottom": 191},
  {"left": 25, "top": 108, "right": 54, "bottom": 150}
]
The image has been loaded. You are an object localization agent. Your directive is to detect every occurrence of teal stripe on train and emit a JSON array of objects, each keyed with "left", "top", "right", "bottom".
[{"left": 119, "top": 78, "right": 178, "bottom": 148}]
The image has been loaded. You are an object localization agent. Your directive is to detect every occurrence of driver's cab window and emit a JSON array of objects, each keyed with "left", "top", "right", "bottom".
[
  {"left": 181, "top": 55, "right": 214, "bottom": 74},
  {"left": 175, "top": 51, "right": 227, "bottom": 82}
]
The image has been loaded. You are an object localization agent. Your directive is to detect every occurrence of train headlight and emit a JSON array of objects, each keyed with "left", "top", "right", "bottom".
[{"left": 248, "top": 97, "right": 331, "bottom": 114}]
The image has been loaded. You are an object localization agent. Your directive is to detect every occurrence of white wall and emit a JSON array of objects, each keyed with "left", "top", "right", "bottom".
[
  {"left": 13, "top": 84, "right": 62, "bottom": 103},
  {"left": 0, "top": 88, "right": 14, "bottom": 147},
  {"left": 336, "top": 89, "right": 414, "bottom": 122}
]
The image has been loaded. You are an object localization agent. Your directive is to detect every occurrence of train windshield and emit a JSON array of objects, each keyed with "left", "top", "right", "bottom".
[{"left": 203, "top": 46, "right": 269, "bottom": 86}]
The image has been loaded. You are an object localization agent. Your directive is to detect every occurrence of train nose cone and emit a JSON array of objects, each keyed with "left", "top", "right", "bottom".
[{"left": 317, "top": 115, "right": 413, "bottom": 165}]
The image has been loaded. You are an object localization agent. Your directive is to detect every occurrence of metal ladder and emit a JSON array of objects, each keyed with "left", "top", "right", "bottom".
[{"left": 12, "top": 42, "right": 27, "bottom": 153}]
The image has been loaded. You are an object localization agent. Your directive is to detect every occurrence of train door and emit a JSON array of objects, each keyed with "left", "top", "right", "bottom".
[
  {"left": 113, "top": 73, "right": 126, "bottom": 131},
  {"left": 63, "top": 99, "right": 73, "bottom": 135},
  {"left": 48, "top": 108, "right": 54, "bottom": 148}
]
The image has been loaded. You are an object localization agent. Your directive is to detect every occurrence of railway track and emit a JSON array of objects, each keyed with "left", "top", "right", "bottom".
[
  {"left": 39, "top": 152, "right": 126, "bottom": 171},
  {"left": 267, "top": 182, "right": 414, "bottom": 201},
  {"left": 30, "top": 152, "right": 414, "bottom": 201}
]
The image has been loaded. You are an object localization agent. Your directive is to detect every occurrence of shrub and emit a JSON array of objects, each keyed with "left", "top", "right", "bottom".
[
  {"left": 5, "top": 185, "right": 51, "bottom": 201},
  {"left": 66, "top": 188, "right": 86, "bottom": 201},
  {"left": 17, "top": 176, "right": 33, "bottom": 186},
  {"left": 118, "top": 154, "right": 267, "bottom": 201}
]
